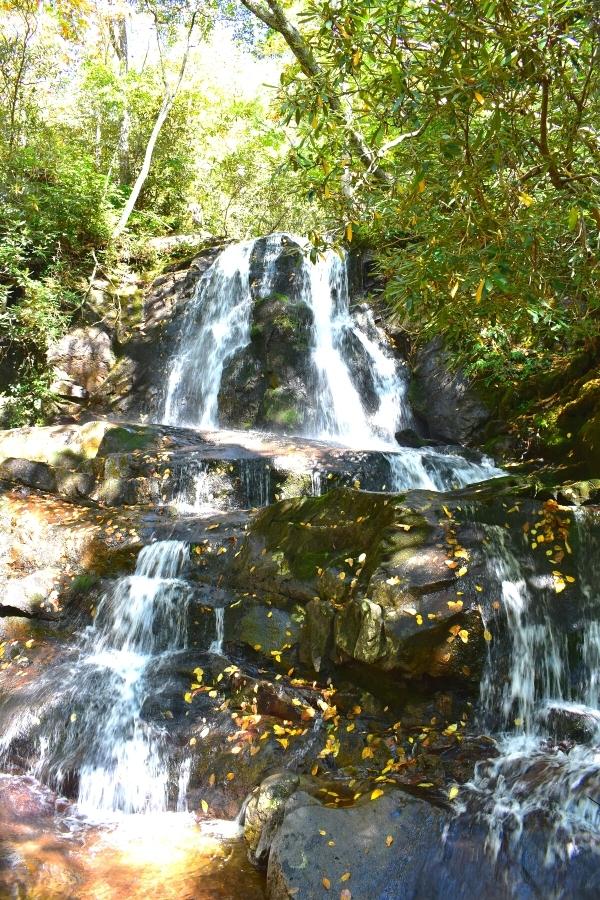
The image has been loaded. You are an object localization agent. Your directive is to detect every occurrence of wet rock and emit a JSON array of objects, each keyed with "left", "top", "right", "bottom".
[
  {"left": 267, "top": 788, "right": 600, "bottom": 900},
  {"left": 410, "top": 336, "right": 491, "bottom": 445},
  {"left": 243, "top": 771, "right": 299, "bottom": 863},
  {"left": 299, "top": 598, "right": 335, "bottom": 672},
  {"left": 543, "top": 703, "right": 600, "bottom": 743},
  {"left": 232, "top": 488, "right": 486, "bottom": 680},
  {"left": 219, "top": 236, "right": 314, "bottom": 431},
  {"left": 394, "top": 427, "right": 434, "bottom": 448},
  {"left": 334, "top": 598, "right": 386, "bottom": 664},
  {"left": 236, "top": 603, "right": 302, "bottom": 662}
]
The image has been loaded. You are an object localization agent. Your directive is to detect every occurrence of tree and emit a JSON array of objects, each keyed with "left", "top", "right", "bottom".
[
  {"left": 245, "top": 0, "right": 599, "bottom": 390},
  {"left": 112, "top": 1, "right": 205, "bottom": 237}
]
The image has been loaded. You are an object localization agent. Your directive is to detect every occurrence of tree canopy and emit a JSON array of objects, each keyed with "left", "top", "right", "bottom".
[{"left": 0, "top": 0, "right": 599, "bottom": 426}]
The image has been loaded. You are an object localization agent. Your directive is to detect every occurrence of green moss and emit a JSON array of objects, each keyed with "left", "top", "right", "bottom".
[
  {"left": 97, "top": 426, "right": 155, "bottom": 455},
  {"left": 262, "top": 387, "right": 301, "bottom": 428}
]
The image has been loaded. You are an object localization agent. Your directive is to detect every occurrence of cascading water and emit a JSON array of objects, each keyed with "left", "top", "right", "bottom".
[
  {"left": 464, "top": 510, "right": 600, "bottom": 859},
  {"left": 300, "top": 243, "right": 412, "bottom": 446},
  {"left": 163, "top": 241, "right": 255, "bottom": 428},
  {"left": 160, "top": 232, "right": 502, "bottom": 494},
  {"left": 209, "top": 607, "right": 225, "bottom": 655},
  {"left": 0, "top": 541, "right": 192, "bottom": 815}
]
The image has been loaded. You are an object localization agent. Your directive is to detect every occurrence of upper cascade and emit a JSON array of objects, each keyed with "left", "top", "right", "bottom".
[
  {"left": 161, "top": 233, "right": 502, "bottom": 491},
  {"left": 162, "top": 233, "right": 413, "bottom": 446}
]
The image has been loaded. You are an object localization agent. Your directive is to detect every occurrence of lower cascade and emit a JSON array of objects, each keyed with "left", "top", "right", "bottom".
[{"left": 1, "top": 540, "right": 192, "bottom": 815}]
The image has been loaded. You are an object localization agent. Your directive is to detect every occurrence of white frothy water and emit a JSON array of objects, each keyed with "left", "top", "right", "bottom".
[
  {"left": 76, "top": 541, "right": 190, "bottom": 815},
  {"left": 299, "top": 243, "right": 412, "bottom": 446},
  {"left": 161, "top": 232, "right": 502, "bottom": 493},
  {"left": 0, "top": 541, "right": 192, "bottom": 816},
  {"left": 209, "top": 607, "right": 225, "bottom": 655},
  {"left": 163, "top": 241, "right": 255, "bottom": 428},
  {"left": 467, "top": 515, "right": 600, "bottom": 858}
]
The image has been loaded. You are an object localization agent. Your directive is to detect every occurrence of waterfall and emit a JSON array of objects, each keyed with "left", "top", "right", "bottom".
[
  {"left": 466, "top": 512, "right": 600, "bottom": 857},
  {"left": 163, "top": 241, "right": 255, "bottom": 428},
  {"left": 209, "top": 607, "right": 225, "bottom": 655},
  {"left": 160, "top": 233, "right": 503, "bottom": 493},
  {"left": 0, "top": 541, "right": 192, "bottom": 816},
  {"left": 239, "top": 458, "right": 271, "bottom": 507},
  {"left": 300, "top": 246, "right": 412, "bottom": 446}
]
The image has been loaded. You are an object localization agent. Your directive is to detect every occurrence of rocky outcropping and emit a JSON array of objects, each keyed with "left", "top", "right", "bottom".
[
  {"left": 231, "top": 486, "right": 487, "bottom": 682},
  {"left": 47, "top": 326, "right": 115, "bottom": 400},
  {"left": 410, "top": 337, "right": 491, "bottom": 445}
]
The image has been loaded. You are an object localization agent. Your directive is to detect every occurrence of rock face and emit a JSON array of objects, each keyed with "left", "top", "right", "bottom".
[
  {"left": 410, "top": 337, "right": 491, "bottom": 445},
  {"left": 232, "top": 487, "right": 487, "bottom": 681},
  {"left": 47, "top": 327, "right": 115, "bottom": 398},
  {"left": 266, "top": 789, "right": 600, "bottom": 900},
  {"left": 93, "top": 247, "right": 223, "bottom": 418},
  {"left": 219, "top": 236, "right": 314, "bottom": 431}
]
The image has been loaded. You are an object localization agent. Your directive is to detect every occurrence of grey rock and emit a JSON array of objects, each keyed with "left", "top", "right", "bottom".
[
  {"left": 410, "top": 336, "right": 490, "bottom": 445},
  {"left": 47, "top": 326, "right": 115, "bottom": 397},
  {"left": 267, "top": 789, "right": 600, "bottom": 900},
  {"left": 243, "top": 771, "right": 300, "bottom": 863}
]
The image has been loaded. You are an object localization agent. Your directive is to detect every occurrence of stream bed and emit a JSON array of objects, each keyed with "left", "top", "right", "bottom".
[{"left": 1, "top": 233, "right": 599, "bottom": 897}]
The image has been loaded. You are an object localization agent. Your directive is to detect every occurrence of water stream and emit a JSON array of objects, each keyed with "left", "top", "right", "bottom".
[
  {"left": 464, "top": 509, "right": 600, "bottom": 860},
  {"left": 161, "top": 233, "right": 502, "bottom": 500},
  {"left": 1, "top": 541, "right": 192, "bottom": 815}
]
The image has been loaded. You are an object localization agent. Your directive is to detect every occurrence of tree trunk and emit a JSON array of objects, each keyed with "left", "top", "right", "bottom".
[
  {"left": 111, "top": 10, "right": 197, "bottom": 239},
  {"left": 239, "top": 0, "right": 392, "bottom": 185},
  {"left": 108, "top": 6, "right": 131, "bottom": 185},
  {"left": 112, "top": 94, "right": 172, "bottom": 238}
]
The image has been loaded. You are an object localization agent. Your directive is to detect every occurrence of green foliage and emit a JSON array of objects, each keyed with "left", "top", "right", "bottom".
[{"left": 273, "top": 0, "right": 600, "bottom": 395}]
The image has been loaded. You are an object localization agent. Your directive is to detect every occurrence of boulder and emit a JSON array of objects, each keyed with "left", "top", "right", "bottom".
[
  {"left": 232, "top": 488, "right": 487, "bottom": 681},
  {"left": 410, "top": 337, "right": 491, "bottom": 445},
  {"left": 267, "top": 789, "right": 600, "bottom": 900},
  {"left": 243, "top": 772, "right": 299, "bottom": 863},
  {"left": 47, "top": 327, "right": 115, "bottom": 397}
]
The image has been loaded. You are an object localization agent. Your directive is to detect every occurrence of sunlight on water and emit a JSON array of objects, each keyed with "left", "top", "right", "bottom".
[{"left": 0, "top": 782, "right": 265, "bottom": 900}]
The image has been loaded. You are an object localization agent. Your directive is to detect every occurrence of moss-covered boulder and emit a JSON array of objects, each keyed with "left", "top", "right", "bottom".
[{"left": 232, "top": 487, "right": 487, "bottom": 681}]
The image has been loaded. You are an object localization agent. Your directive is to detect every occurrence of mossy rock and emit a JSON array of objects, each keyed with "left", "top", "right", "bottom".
[
  {"left": 96, "top": 425, "right": 157, "bottom": 455},
  {"left": 232, "top": 488, "right": 486, "bottom": 680}
]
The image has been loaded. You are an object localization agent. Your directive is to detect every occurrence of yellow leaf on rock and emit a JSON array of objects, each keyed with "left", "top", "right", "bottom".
[
  {"left": 201, "top": 799, "right": 209, "bottom": 813},
  {"left": 448, "top": 785, "right": 459, "bottom": 800},
  {"left": 322, "top": 877, "right": 331, "bottom": 890},
  {"left": 341, "top": 872, "right": 351, "bottom": 882},
  {"left": 370, "top": 788, "right": 384, "bottom": 800},
  {"left": 483, "top": 629, "right": 493, "bottom": 642},
  {"left": 386, "top": 835, "right": 394, "bottom": 847},
  {"left": 458, "top": 629, "right": 469, "bottom": 643}
]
